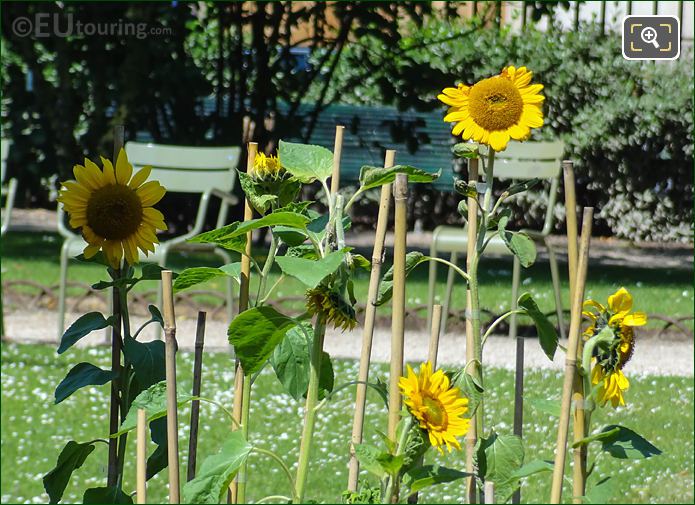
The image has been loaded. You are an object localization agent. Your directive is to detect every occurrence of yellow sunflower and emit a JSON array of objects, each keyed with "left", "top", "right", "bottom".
[
  {"left": 438, "top": 66, "right": 544, "bottom": 152},
  {"left": 591, "top": 365, "right": 629, "bottom": 408},
  {"left": 582, "top": 287, "right": 647, "bottom": 408},
  {"left": 306, "top": 286, "right": 357, "bottom": 331},
  {"left": 253, "top": 152, "right": 283, "bottom": 179},
  {"left": 57, "top": 148, "right": 167, "bottom": 269},
  {"left": 399, "top": 362, "right": 469, "bottom": 453}
]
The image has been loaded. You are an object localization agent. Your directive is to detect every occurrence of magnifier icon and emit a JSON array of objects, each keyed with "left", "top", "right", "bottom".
[{"left": 641, "top": 26, "right": 660, "bottom": 48}]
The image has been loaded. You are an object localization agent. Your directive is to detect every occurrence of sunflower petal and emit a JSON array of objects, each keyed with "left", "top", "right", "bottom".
[{"left": 115, "top": 148, "right": 133, "bottom": 185}]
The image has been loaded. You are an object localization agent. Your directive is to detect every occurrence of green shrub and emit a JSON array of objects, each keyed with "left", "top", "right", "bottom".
[{"left": 330, "top": 21, "right": 694, "bottom": 242}]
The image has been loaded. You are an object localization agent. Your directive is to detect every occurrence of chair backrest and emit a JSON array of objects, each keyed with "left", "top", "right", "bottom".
[
  {"left": 491, "top": 140, "right": 565, "bottom": 236},
  {"left": 124, "top": 142, "right": 241, "bottom": 194},
  {"left": 1, "top": 140, "right": 10, "bottom": 184}
]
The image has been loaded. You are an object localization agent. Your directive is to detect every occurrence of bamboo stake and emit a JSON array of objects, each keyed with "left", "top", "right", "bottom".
[
  {"left": 512, "top": 337, "right": 524, "bottom": 505},
  {"left": 136, "top": 408, "right": 147, "bottom": 504},
  {"left": 564, "top": 161, "right": 587, "bottom": 502},
  {"left": 427, "top": 304, "right": 443, "bottom": 368},
  {"left": 550, "top": 208, "right": 594, "bottom": 504},
  {"left": 330, "top": 125, "right": 345, "bottom": 195},
  {"left": 484, "top": 481, "right": 495, "bottom": 504},
  {"left": 161, "top": 270, "right": 180, "bottom": 504},
  {"left": 347, "top": 149, "right": 395, "bottom": 493},
  {"left": 230, "top": 142, "right": 257, "bottom": 503},
  {"left": 107, "top": 124, "right": 124, "bottom": 488},
  {"left": 388, "top": 173, "right": 408, "bottom": 445},
  {"left": 465, "top": 157, "right": 479, "bottom": 504},
  {"left": 187, "top": 311, "right": 206, "bottom": 482}
]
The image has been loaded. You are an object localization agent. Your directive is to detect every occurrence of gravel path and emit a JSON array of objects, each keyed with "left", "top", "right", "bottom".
[{"left": 6, "top": 310, "right": 693, "bottom": 377}]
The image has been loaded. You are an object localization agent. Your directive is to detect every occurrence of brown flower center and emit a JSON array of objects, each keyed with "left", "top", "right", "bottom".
[
  {"left": 468, "top": 76, "right": 523, "bottom": 131},
  {"left": 87, "top": 184, "right": 143, "bottom": 240}
]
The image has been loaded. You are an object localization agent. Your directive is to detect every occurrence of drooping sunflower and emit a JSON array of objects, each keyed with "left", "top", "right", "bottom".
[
  {"left": 253, "top": 152, "right": 283, "bottom": 179},
  {"left": 57, "top": 148, "right": 167, "bottom": 269},
  {"left": 583, "top": 287, "right": 647, "bottom": 407},
  {"left": 306, "top": 285, "right": 357, "bottom": 331},
  {"left": 399, "top": 362, "right": 469, "bottom": 453},
  {"left": 438, "top": 66, "right": 544, "bottom": 152}
]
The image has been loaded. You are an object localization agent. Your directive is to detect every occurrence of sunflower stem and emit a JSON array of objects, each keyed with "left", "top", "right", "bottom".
[
  {"left": 294, "top": 315, "right": 327, "bottom": 503},
  {"left": 383, "top": 416, "right": 413, "bottom": 504}
]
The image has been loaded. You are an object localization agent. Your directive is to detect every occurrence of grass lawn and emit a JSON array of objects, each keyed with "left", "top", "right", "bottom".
[
  {"left": 1, "top": 342, "right": 693, "bottom": 504},
  {"left": 2, "top": 231, "right": 693, "bottom": 334}
]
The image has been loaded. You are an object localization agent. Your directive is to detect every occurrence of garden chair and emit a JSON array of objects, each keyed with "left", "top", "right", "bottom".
[
  {"left": 1, "top": 140, "right": 18, "bottom": 236},
  {"left": 57, "top": 142, "right": 242, "bottom": 337},
  {"left": 426, "top": 140, "right": 566, "bottom": 338}
]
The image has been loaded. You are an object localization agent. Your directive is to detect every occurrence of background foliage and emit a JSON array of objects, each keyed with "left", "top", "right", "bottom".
[{"left": 1, "top": 2, "right": 692, "bottom": 241}]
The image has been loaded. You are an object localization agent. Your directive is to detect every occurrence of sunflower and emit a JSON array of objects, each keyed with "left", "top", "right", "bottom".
[
  {"left": 253, "top": 152, "right": 283, "bottom": 179},
  {"left": 438, "top": 66, "right": 544, "bottom": 152},
  {"left": 57, "top": 148, "right": 167, "bottom": 269},
  {"left": 306, "top": 285, "right": 357, "bottom": 331},
  {"left": 582, "top": 287, "right": 647, "bottom": 407},
  {"left": 399, "top": 362, "right": 469, "bottom": 453}
]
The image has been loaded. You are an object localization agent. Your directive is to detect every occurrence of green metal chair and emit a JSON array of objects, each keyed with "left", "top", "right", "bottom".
[
  {"left": 427, "top": 140, "right": 566, "bottom": 338},
  {"left": 57, "top": 142, "right": 241, "bottom": 337},
  {"left": 1, "top": 140, "right": 17, "bottom": 236}
]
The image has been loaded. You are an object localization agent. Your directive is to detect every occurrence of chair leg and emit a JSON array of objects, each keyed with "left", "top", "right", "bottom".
[
  {"left": 547, "top": 241, "right": 566, "bottom": 340},
  {"left": 58, "top": 242, "right": 70, "bottom": 338},
  {"left": 509, "top": 255, "right": 521, "bottom": 338},
  {"left": 441, "top": 252, "right": 458, "bottom": 335},
  {"left": 427, "top": 244, "right": 438, "bottom": 332},
  {"left": 214, "top": 248, "right": 236, "bottom": 322}
]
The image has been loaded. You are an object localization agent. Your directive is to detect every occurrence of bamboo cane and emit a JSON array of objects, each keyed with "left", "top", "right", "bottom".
[
  {"left": 136, "top": 408, "right": 147, "bottom": 504},
  {"left": 388, "top": 173, "right": 409, "bottom": 443},
  {"left": 187, "top": 311, "right": 206, "bottom": 482},
  {"left": 484, "top": 481, "right": 495, "bottom": 504},
  {"left": 107, "top": 124, "right": 125, "bottom": 488},
  {"left": 550, "top": 208, "right": 594, "bottom": 504},
  {"left": 465, "top": 157, "right": 479, "bottom": 504},
  {"left": 428, "top": 304, "right": 443, "bottom": 368},
  {"left": 231, "top": 142, "right": 257, "bottom": 504},
  {"left": 512, "top": 336, "right": 525, "bottom": 505},
  {"left": 330, "top": 125, "right": 345, "bottom": 195},
  {"left": 161, "top": 270, "right": 180, "bottom": 504},
  {"left": 347, "top": 150, "right": 395, "bottom": 493},
  {"left": 563, "top": 161, "right": 588, "bottom": 503}
]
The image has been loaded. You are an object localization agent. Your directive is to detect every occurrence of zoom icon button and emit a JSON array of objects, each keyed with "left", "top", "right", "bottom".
[{"left": 623, "top": 15, "right": 680, "bottom": 60}]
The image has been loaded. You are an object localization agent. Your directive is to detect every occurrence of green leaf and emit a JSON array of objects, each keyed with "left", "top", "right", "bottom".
[
  {"left": 318, "top": 350, "right": 335, "bottom": 400},
  {"left": 306, "top": 212, "right": 351, "bottom": 244},
  {"left": 270, "top": 323, "right": 312, "bottom": 401},
  {"left": 54, "top": 362, "right": 116, "bottom": 404},
  {"left": 140, "top": 263, "right": 170, "bottom": 281},
  {"left": 476, "top": 431, "right": 524, "bottom": 503},
  {"left": 275, "top": 249, "right": 348, "bottom": 288},
  {"left": 517, "top": 293, "right": 558, "bottom": 360},
  {"left": 351, "top": 253, "right": 371, "bottom": 271},
  {"left": 230, "top": 212, "right": 311, "bottom": 239},
  {"left": 403, "top": 465, "right": 472, "bottom": 496},
  {"left": 123, "top": 336, "right": 165, "bottom": 390},
  {"left": 82, "top": 486, "right": 133, "bottom": 504},
  {"left": 58, "top": 312, "right": 115, "bottom": 354},
  {"left": 174, "top": 267, "right": 226, "bottom": 293},
  {"left": 182, "top": 432, "right": 253, "bottom": 504},
  {"left": 498, "top": 214, "right": 537, "bottom": 268},
  {"left": 506, "top": 459, "right": 553, "bottom": 481},
  {"left": 219, "top": 262, "right": 242, "bottom": 284},
  {"left": 115, "top": 381, "right": 193, "bottom": 437},
  {"left": 238, "top": 170, "right": 278, "bottom": 214},
  {"left": 455, "top": 372, "right": 484, "bottom": 418},
  {"left": 527, "top": 397, "right": 560, "bottom": 417},
  {"left": 273, "top": 225, "right": 308, "bottom": 247},
  {"left": 228, "top": 306, "right": 295, "bottom": 376},
  {"left": 452, "top": 142, "right": 481, "bottom": 159},
  {"left": 457, "top": 200, "right": 468, "bottom": 217},
  {"left": 597, "top": 425, "right": 662, "bottom": 459},
  {"left": 279, "top": 140, "right": 334, "bottom": 183},
  {"left": 376, "top": 453, "right": 405, "bottom": 476},
  {"left": 43, "top": 440, "right": 96, "bottom": 503},
  {"left": 506, "top": 178, "right": 541, "bottom": 197},
  {"left": 376, "top": 252, "right": 429, "bottom": 306},
  {"left": 148, "top": 305, "right": 164, "bottom": 326},
  {"left": 358, "top": 165, "right": 441, "bottom": 191},
  {"left": 146, "top": 417, "right": 168, "bottom": 480},
  {"left": 583, "top": 477, "right": 615, "bottom": 503},
  {"left": 353, "top": 444, "right": 387, "bottom": 478},
  {"left": 75, "top": 251, "right": 110, "bottom": 267},
  {"left": 188, "top": 222, "right": 246, "bottom": 253}
]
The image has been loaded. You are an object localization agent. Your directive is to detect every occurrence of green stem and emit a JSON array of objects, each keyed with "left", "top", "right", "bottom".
[
  {"left": 252, "top": 447, "right": 297, "bottom": 501},
  {"left": 383, "top": 416, "right": 413, "bottom": 504},
  {"left": 258, "top": 275, "right": 285, "bottom": 306},
  {"left": 344, "top": 188, "right": 362, "bottom": 214},
  {"left": 481, "top": 309, "right": 526, "bottom": 346},
  {"left": 257, "top": 234, "right": 279, "bottom": 305},
  {"left": 428, "top": 257, "right": 470, "bottom": 283},
  {"left": 237, "top": 376, "right": 252, "bottom": 503},
  {"left": 294, "top": 316, "right": 327, "bottom": 503},
  {"left": 196, "top": 397, "right": 241, "bottom": 429}
]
